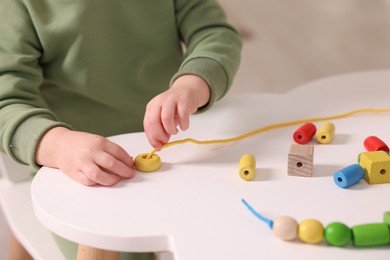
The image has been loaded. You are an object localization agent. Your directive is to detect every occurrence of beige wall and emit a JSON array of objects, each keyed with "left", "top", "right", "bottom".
[{"left": 219, "top": 0, "right": 390, "bottom": 94}]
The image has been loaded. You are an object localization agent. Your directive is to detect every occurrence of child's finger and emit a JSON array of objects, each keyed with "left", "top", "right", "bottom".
[
  {"left": 68, "top": 171, "right": 98, "bottom": 186},
  {"left": 144, "top": 109, "right": 171, "bottom": 150},
  {"left": 81, "top": 163, "right": 121, "bottom": 186},
  {"left": 176, "top": 101, "right": 192, "bottom": 131},
  {"left": 145, "top": 123, "right": 170, "bottom": 149},
  {"left": 94, "top": 152, "right": 135, "bottom": 179},
  {"left": 104, "top": 141, "right": 134, "bottom": 168},
  {"left": 161, "top": 101, "right": 178, "bottom": 135}
]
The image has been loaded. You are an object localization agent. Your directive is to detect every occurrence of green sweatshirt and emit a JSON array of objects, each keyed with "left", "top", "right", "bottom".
[{"left": 0, "top": 0, "right": 241, "bottom": 170}]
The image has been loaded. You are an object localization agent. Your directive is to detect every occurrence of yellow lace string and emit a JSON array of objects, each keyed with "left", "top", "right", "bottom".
[{"left": 146, "top": 108, "right": 390, "bottom": 159}]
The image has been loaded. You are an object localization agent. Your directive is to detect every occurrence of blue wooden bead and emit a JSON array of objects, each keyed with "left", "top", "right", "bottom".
[{"left": 333, "top": 164, "right": 364, "bottom": 188}]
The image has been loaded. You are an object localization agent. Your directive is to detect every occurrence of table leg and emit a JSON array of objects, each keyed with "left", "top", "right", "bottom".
[
  {"left": 155, "top": 251, "right": 175, "bottom": 260},
  {"left": 8, "top": 233, "right": 33, "bottom": 260},
  {"left": 77, "top": 244, "right": 119, "bottom": 260}
]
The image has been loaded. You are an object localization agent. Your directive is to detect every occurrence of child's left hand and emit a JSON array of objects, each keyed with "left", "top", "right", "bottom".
[{"left": 143, "top": 75, "right": 210, "bottom": 151}]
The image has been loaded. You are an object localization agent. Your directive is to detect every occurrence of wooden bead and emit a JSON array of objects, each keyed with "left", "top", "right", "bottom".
[
  {"left": 298, "top": 219, "right": 324, "bottom": 244},
  {"left": 315, "top": 122, "right": 335, "bottom": 144},
  {"left": 238, "top": 154, "right": 256, "bottom": 181},
  {"left": 134, "top": 153, "right": 161, "bottom": 172},
  {"left": 358, "top": 151, "right": 390, "bottom": 184},
  {"left": 364, "top": 136, "right": 389, "bottom": 153},
  {"left": 384, "top": 212, "right": 390, "bottom": 225},
  {"left": 293, "top": 123, "right": 316, "bottom": 144},
  {"left": 273, "top": 215, "right": 298, "bottom": 241},
  {"left": 352, "top": 223, "right": 390, "bottom": 247},
  {"left": 333, "top": 164, "right": 364, "bottom": 188},
  {"left": 324, "top": 222, "right": 351, "bottom": 247},
  {"left": 287, "top": 144, "right": 314, "bottom": 177}
]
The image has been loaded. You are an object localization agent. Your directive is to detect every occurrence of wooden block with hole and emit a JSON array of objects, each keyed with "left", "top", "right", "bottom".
[
  {"left": 358, "top": 151, "right": 390, "bottom": 184},
  {"left": 288, "top": 144, "right": 314, "bottom": 177}
]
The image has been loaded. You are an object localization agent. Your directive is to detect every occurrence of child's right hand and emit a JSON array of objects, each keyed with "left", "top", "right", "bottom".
[
  {"left": 143, "top": 75, "right": 210, "bottom": 151},
  {"left": 35, "top": 127, "right": 135, "bottom": 186}
]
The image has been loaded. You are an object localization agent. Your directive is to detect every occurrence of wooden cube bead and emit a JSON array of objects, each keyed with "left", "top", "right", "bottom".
[
  {"left": 288, "top": 144, "right": 314, "bottom": 177},
  {"left": 358, "top": 151, "right": 390, "bottom": 184}
]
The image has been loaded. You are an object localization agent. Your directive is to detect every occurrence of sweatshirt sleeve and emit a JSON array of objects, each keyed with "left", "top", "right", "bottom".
[
  {"left": 0, "top": 0, "right": 71, "bottom": 169},
  {"left": 171, "top": 0, "right": 242, "bottom": 111}
]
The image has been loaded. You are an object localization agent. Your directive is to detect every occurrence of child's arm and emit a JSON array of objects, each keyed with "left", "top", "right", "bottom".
[
  {"left": 35, "top": 127, "right": 135, "bottom": 186},
  {"left": 143, "top": 75, "right": 210, "bottom": 150},
  {"left": 143, "top": 0, "right": 242, "bottom": 150}
]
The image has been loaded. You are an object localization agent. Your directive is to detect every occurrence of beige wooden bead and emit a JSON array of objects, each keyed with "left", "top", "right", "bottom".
[
  {"left": 287, "top": 144, "right": 314, "bottom": 177},
  {"left": 273, "top": 215, "right": 298, "bottom": 241}
]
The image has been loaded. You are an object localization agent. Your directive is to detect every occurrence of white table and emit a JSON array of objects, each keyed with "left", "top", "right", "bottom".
[{"left": 32, "top": 70, "right": 390, "bottom": 260}]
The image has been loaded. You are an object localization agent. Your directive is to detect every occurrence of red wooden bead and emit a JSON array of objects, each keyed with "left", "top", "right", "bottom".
[
  {"left": 363, "top": 136, "right": 389, "bottom": 153},
  {"left": 293, "top": 123, "right": 316, "bottom": 144}
]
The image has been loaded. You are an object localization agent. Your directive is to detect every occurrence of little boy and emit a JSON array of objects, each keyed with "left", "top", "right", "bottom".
[{"left": 0, "top": 0, "right": 242, "bottom": 259}]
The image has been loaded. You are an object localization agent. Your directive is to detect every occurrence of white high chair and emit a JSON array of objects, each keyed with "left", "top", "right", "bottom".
[{"left": 0, "top": 152, "right": 66, "bottom": 259}]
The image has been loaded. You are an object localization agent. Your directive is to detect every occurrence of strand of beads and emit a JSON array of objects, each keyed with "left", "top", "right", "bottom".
[{"left": 242, "top": 199, "right": 390, "bottom": 247}]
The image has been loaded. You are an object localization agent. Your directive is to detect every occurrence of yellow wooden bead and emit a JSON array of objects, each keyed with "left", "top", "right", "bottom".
[
  {"left": 273, "top": 215, "right": 298, "bottom": 241},
  {"left": 134, "top": 153, "right": 161, "bottom": 172},
  {"left": 238, "top": 154, "right": 256, "bottom": 181},
  {"left": 316, "top": 122, "right": 335, "bottom": 144},
  {"left": 359, "top": 151, "right": 390, "bottom": 184},
  {"left": 298, "top": 219, "right": 324, "bottom": 244}
]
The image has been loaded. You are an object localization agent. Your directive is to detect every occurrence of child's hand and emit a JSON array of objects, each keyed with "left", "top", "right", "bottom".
[
  {"left": 36, "top": 127, "right": 135, "bottom": 186},
  {"left": 143, "top": 75, "right": 210, "bottom": 150}
]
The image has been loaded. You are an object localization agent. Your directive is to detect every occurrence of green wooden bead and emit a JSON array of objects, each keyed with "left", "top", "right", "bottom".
[
  {"left": 384, "top": 212, "right": 390, "bottom": 225},
  {"left": 324, "top": 222, "right": 351, "bottom": 247},
  {"left": 352, "top": 223, "right": 390, "bottom": 247}
]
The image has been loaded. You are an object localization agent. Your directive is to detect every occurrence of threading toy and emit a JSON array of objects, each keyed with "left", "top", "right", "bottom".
[
  {"left": 135, "top": 108, "right": 390, "bottom": 172},
  {"left": 333, "top": 136, "right": 390, "bottom": 188},
  {"left": 241, "top": 199, "right": 390, "bottom": 247}
]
